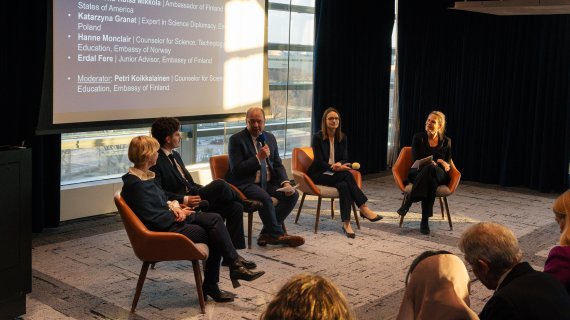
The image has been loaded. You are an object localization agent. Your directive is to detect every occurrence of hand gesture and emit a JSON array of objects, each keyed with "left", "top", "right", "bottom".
[
  {"left": 257, "top": 145, "right": 270, "bottom": 160},
  {"left": 186, "top": 195, "right": 202, "bottom": 208},
  {"left": 437, "top": 159, "right": 451, "bottom": 172}
]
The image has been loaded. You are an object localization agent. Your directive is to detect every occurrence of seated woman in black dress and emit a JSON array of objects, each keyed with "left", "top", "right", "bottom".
[
  {"left": 397, "top": 111, "right": 452, "bottom": 235},
  {"left": 307, "top": 107, "right": 383, "bottom": 238},
  {"left": 121, "top": 136, "right": 264, "bottom": 302}
]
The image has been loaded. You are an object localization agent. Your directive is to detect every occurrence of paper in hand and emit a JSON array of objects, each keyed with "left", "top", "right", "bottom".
[{"left": 411, "top": 155, "right": 433, "bottom": 169}]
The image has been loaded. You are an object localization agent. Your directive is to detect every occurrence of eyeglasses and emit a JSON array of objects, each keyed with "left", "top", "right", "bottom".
[{"left": 327, "top": 117, "right": 339, "bottom": 121}]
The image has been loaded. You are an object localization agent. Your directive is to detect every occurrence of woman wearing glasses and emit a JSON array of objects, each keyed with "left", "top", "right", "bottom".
[{"left": 307, "top": 107, "right": 383, "bottom": 238}]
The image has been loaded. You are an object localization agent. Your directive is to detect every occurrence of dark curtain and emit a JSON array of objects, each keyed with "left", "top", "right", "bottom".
[
  {"left": 398, "top": 0, "right": 570, "bottom": 192},
  {"left": 313, "top": 1, "right": 395, "bottom": 175},
  {"left": 4, "top": 2, "right": 61, "bottom": 231}
]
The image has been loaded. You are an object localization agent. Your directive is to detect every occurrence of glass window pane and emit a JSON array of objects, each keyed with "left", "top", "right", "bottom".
[
  {"left": 268, "top": 11, "right": 290, "bottom": 44},
  {"left": 290, "top": 12, "right": 314, "bottom": 46}
]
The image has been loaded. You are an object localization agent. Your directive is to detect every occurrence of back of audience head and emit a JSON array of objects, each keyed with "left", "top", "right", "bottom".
[
  {"left": 128, "top": 136, "right": 160, "bottom": 166},
  {"left": 553, "top": 189, "right": 570, "bottom": 246},
  {"left": 397, "top": 250, "right": 478, "bottom": 320},
  {"left": 458, "top": 222, "right": 522, "bottom": 290},
  {"left": 261, "top": 273, "right": 354, "bottom": 320}
]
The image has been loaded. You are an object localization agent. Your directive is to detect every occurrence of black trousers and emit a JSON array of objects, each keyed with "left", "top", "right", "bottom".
[
  {"left": 168, "top": 212, "right": 238, "bottom": 288},
  {"left": 239, "top": 181, "right": 299, "bottom": 238},
  {"left": 311, "top": 171, "right": 367, "bottom": 222},
  {"left": 196, "top": 179, "right": 246, "bottom": 249},
  {"left": 407, "top": 165, "right": 449, "bottom": 219}
]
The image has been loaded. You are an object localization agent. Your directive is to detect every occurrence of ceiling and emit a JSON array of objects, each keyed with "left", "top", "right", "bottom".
[{"left": 451, "top": 0, "right": 570, "bottom": 15}]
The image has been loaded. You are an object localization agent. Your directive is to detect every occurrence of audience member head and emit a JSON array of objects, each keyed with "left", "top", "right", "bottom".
[
  {"left": 151, "top": 117, "right": 180, "bottom": 147},
  {"left": 128, "top": 136, "right": 160, "bottom": 167},
  {"left": 261, "top": 273, "right": 354, "bottom": 320},
  {"left": 553, "top": 189, "right": 570, "bottom": 246},
  {"left": 458, "top": 222, "right": 522, "bottom": 290},
  {"left": 426, "top": 110, "right": 446, "bottom": 138},
  {"left": 397, "top": 250, "right": 478, "bottom": 320},
  {"left": 320, "top": 107, "right": 344, "bottom": 141},
  {"left": 246, "top": 107, "right": 266, "bottom": 138}
]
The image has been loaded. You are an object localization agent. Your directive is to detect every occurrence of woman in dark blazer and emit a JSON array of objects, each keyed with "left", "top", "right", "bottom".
[
  {"left": 121, "top": 136, "right": 264, "bottom": 302},
  {"left": 397, "top": 111, "right": 452, "bottom": 235},
  {"left": 307, "top": 108, "right": 382, "bottom": 238}
]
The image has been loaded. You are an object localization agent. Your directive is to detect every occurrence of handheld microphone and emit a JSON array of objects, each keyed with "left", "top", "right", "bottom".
[
  {"left": 195, "top": 200, "right": 209, "bottom": 213},
  {"left": 351, "top": 162, "right": 361, "bottom": 170},
  {"left": 256, "top": 133, "right": 266, "bottom": 146}
]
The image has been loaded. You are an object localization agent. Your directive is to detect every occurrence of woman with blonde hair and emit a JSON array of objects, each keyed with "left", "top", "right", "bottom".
[
  {"left": 544, "top": 189, "right": 570, "bottom": 293},
  {"left": 121, "top": 136, "right": 265, "bottom": 302},
  {"left": 261, "top": 273, "right": 355, "bottom": 320},
  {"left": 397, "top": 111, "right": 452, "bottom": 234}
]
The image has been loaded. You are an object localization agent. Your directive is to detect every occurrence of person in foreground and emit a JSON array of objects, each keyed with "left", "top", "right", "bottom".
[
  {"left": 121, "top": 136, "right": 265, "bottom": 302},
  {"left": 307, "top": 107, "right": 382, "bottom": 238},
  {"left": 150, "top": 117, "right": 260, "bottom": 268},
  {"left": 226, "top": 107, "right": 304, "bottom": 247},
  {"left": 396, "top": 250, "right": 479, "bottom": 320},
  {"left": 260, "top": 273, "right": 354, "bottom": 320},
  {"left": 544, "top": 189, "right": 570, "bottom": 293},
  {"left": 397, "top": 110, "right": 452, "bottom": 235},
  {"left": 458, "top": 221, "right": 570, "bottom": 320}
]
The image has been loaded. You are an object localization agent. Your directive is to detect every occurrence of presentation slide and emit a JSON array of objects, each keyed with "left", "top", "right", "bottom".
[{"left": 52, "top": 0, "right": 266, "bottom": 124}]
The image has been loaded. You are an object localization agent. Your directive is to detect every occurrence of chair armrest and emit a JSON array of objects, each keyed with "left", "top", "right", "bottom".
[
  {"left": 349, "top": 169, "right": 362, "bottom": 188},
  {"left": 134, "top": 230, "right": 208, "bottom": 262},
  {"left": 292, "top": 170, "right": 321, "bottom": 195},
  {"left": 447, "top": 161, "right": 461, "bottom": 193}
]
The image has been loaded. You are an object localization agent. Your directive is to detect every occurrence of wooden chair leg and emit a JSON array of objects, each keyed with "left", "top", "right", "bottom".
[
  {"left": 192, "top": 260, "right": 206, "bottom": 314},
  {"left": 352, "top": 203, "right": 360, "bottom": 229},
  {"left": 439, "top": 197, "right": 445, "bottom": 219},
  {"left": 443, "top": 197, "right": 453, "bottom": 230},
  {"left": 331, "top": 198, "right": 335, "bottom": 219},
  {"left": 399, "top": 193, "right": 408, "bottom": 228},
  {"left": 295, "top": 193, "right": 306, "bottom": 224},
  {"left": 131, "top": 261, "right": 150, "bottom": 312},
  {"left": 314, "top": 197, "right": 322, "bottom": 233},
  {"left": 247, "top": 211, "right": 253, "bottom": 249}
]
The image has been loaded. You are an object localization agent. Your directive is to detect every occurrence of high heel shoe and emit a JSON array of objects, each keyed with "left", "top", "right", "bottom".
[
  {"left": 229, "top": 264, "right": 265, "bottom": 288},
  {"left": 202, "top": 285, "right": 236, "bottom": 302},
  {"left": 359, "top": 212, "right": 383, "bottom": 222},
  {"left": 342, "top": 226, "right": 356, "bottom": 238},
  {"left": 397, "top": 202, "right": 412, "bottom": 217},
  {"left": 221, "top": 254, "right": 257, "bottom": 269}
]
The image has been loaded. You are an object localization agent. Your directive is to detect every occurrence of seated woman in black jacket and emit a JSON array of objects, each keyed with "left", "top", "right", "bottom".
[
  {"left": 307, "top": 108, "right": 382, "bottom": 238},
  {"left": 121, "top": 136, "right": 264, "bottom": 302},
  {"left": 397, "top": 111, "right": 452, "bottom": 235}
]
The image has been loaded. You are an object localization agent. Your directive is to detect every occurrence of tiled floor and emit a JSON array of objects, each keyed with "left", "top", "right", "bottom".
[{"left": 24, "top": 175, "right": 560, "bottom": 320}]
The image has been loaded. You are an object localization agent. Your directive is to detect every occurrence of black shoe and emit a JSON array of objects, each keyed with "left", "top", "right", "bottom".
[
  {"left": 420, "top": 223, "right": 430, "bottom": 235},
  {"left": 229, "top": 265, "right": 265, "bottom": 288},
  {"left": 257, "top": 233, "right": 270, "bottom": 246},
  {"left": 243, "top": 199, "right": 263, "bottom": 212},
  {"left": 342, "top": 226, "right": 356, "bottom": 239},
  {"left": 221, "top": 255, "right": 257, "bottom": 269},
  {"left": 203, "top": 285, "right": 236, "bottom": 302},
  {"left": 397, "top": 202, "right": 412, "bottom": 217},
  {"left": 359, "top": 212, "right": 383, "bottom": 222}
]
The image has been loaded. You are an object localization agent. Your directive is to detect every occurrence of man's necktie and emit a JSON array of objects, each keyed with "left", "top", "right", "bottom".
[
  {"left": 258, "top": 141, "right": 267, "bottom": 190},
  {"left": 168, "top": 154, "right": 187, "bottom": 181}
]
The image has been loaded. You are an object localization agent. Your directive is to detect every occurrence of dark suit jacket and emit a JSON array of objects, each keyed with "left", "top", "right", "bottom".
[
  {"left": 226, "top": 128, "right": 288, "bottom": 188},
  {"left": 307, "top": 130, "right": 349, "bottom": 178},
  {"left": 479, "top": 262, "right": 570, "bottom": 320},
  {"left": 150, "top": 149, "right": 201, "bottom": 203},
  {"left": 411, "top": 131, "right": 452, "bottom": 163}
]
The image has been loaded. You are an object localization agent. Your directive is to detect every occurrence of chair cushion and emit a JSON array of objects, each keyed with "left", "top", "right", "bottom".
[
  {"left": 195, "top": 243, "right": 209, "bottom": 259},
  {"left": 403, "top": 184, "right": 453, "bottom": 197},
  {"left": 316, "top": 185, "right": 340, "bottom": 198}
]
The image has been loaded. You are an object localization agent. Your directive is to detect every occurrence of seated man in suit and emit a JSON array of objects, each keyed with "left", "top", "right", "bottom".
[
  {"left": 459, "top": 222, "right": 570, "bottom": 320},
  {"left": 150, "top": 117, "right": 261, "bottom": 267},
  {"left": 226, "top": 107, "right": 304, "bottom": 247}
]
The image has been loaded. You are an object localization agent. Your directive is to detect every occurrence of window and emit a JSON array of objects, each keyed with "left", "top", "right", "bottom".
[{"left": 61, "top": 1, "right": 316, "bottom": 185}]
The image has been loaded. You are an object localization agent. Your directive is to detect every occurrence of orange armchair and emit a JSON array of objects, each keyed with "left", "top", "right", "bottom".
[
  {"left": 291, "top": 147, "right": 361, "bottom": 233},
  {"left": 391, "top": 147, "right": 461, "bottom": 230},
  {"left": 114, "top": 192, "right": 209, "bottom": 314},
  {"left": 209, "top": 154, "right": 280, "bottom": 248}
]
